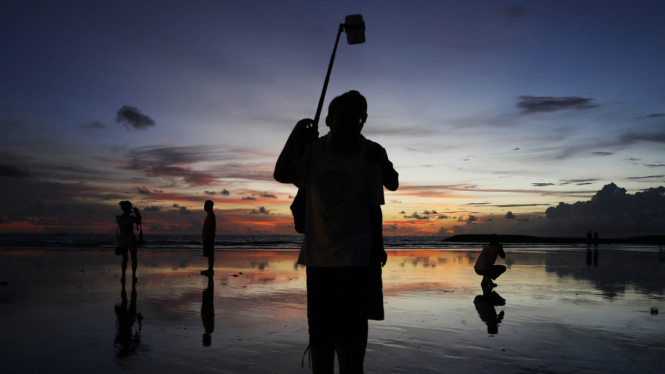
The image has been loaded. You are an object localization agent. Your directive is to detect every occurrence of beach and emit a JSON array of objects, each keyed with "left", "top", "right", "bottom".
[{"left": 1, "top": 248, "right": 664, "bottom": 373}]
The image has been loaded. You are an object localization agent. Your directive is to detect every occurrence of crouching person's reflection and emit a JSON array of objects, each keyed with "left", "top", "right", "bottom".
[
  {"left": 114, "top": 282, "right": 143, "bottom": 357},
  {"left": 473, "top": 288, "right": 505, "bottom": 335},
  {"left": 201, "top": 274, "right": 215, "bottom": 347}
]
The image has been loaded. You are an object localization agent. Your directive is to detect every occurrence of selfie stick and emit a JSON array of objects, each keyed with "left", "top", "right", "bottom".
[{"left": 312, "top": 15, "right": 366, "bottom": 128}]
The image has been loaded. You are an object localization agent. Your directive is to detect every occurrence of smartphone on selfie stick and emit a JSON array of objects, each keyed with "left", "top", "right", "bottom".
[{"left": 309, "top": 15, "right": 366, "bottom": 134}]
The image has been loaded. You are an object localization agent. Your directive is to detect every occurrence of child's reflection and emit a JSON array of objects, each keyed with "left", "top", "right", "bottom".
[
  {"left": 114, "top": 282, "right": 143, "bottom": 357},
  {"left": 473, "top": 288, "right": 505, "bottom": 335},
  {"left": 201, "top": 274, "right": 215, "bottom": 347}
]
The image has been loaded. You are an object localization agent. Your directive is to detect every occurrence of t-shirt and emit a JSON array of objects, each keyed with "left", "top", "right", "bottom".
[
  {"left": 202, "top": 212, "right": 216, "bottom": 245},
  {"left": 296, "top": 134, "right": 385, "bottom": 267},
  {"left": 474, "top": 244, "right": 505, "bottom": 271}
]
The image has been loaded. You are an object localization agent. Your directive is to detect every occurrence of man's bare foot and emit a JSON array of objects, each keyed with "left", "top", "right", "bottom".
[{"left": 200, "top": 269, "right": 214, "bottom": 276}]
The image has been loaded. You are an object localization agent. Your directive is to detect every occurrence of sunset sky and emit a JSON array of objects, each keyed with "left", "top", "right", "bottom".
[{"left": 2, "top": 1, "right": 664, "bottom": 237}]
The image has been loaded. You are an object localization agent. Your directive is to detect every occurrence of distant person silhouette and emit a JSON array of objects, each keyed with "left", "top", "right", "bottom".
[
  {"left": 201, "top": 273, "right": 215, "bottom": 347},
  {"left": 474, "top": 235, "right": 506, "bottom": 288},
  {"left": 473, "top": 289, "right": 505, "bottom": 335},
  {"left": 274, "top": 90, "right": 398, "bottom": 373},
  {"left": 201, "top": 200, "right": 216, "bottom": 276},
  {"left": 593, "top": 231, "right": 599, "bottom": 251},
  {"left": 586, "top": 231, "right": 593, "bottom": 251},
  {"left": 116, "top": 201, "right": 142, "bottom": 284},
  {"left": 114, "top": 281, "right": 143, "bottom": 357}
]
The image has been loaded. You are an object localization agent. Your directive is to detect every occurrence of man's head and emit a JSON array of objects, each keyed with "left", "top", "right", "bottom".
[
  {"left": 119, "top": 200, "right": 133, "bottom": 213},
  {"left": 326, "top": 90, "right": 368, "bottom": 140},
  {"left": 204, "top": 200, "right": 214, "bottom": 213}
]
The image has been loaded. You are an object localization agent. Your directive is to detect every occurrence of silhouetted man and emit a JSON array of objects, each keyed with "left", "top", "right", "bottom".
[
  {"left": 274, "top": 90, "right": 398, "bottom": 373},
  {"left": 474, "top": 235, "right": 506, "bottom": 288},
  {"left": 586, "top": 231, "right": 593, "bottom": 251},
  {"left": 201, "top": 200, "right": 216, "bottom": 276},
  {"left": 116, "top": 201, "right": 141, "bottom": 284}
]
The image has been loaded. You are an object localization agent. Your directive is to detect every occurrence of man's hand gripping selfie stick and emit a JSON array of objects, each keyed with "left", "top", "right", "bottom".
[{"left": 310, "top": 15, "right": 366, "bottom": 132}]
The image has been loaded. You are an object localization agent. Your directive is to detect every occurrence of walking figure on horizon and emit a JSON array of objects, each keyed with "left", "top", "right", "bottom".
[
  {"left": 201, "top": 200, "right": 216, "bottom": 276},
  {"left": 274, "top": 90, "right": 398, "bottom": 373},
  {"left": 586, "top": 231, "right": 593, "bottom": 251},
  {"left": 116, "top": 201, "right": 141, "bottom": 284},
  {"left": 474, "top": 235, "right": 506, "bottom": 288}
]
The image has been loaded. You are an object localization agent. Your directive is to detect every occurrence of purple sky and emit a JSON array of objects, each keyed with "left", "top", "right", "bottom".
[{"left": 1, "top": 1, "right": 664, "bottom": 236}]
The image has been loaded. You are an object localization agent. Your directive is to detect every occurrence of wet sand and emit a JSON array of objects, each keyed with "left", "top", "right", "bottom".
[{"left": 1, "top": 248, "right": 664, "bottom": 373}]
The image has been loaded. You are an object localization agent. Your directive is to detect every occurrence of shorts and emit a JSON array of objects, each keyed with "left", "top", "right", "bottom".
[
  {"left": 475, "top": 265, "right": 506, "bottom": 280},
  {"left": 306, "top": 267, "right": 368, "bottom": 347}
]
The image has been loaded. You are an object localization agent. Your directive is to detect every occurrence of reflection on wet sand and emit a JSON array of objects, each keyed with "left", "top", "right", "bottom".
[
  {"left": 1, "top": 248, "right": 664, "bottom": 374},
  {"left": 114, "top": 282, "right": 143, "bottom": 358},
  {"left": 473, "top": 287, "right": 506, "bottom": 335},
  {"left": 201, "top": 274, "right": 214, "bottom": 347}
]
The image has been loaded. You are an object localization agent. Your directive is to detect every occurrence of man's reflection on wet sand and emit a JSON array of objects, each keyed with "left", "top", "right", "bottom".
[
  {"left": 586, "top": 249, "right": 592, "bottom": 267},
  {"left": 473, "top": 286, "right": 505, "bottom": 335},
  {"left": 201, "top": 274, "right": 215, "bottom": 347},
  {"left": 114, "top": 282, "right": 143, "bottom": 357}
]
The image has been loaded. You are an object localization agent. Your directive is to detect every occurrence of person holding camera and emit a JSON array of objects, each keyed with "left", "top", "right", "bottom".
[
  {"left": 274, "top": 90, "right": 398, "bottom": 373},
  {"left": 117, "top": 201, "right": 142, "bottom": 284}
]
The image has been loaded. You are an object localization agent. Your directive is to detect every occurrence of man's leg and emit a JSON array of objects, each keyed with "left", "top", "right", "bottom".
[
  {"left": 334, "top": 267, "right": 368, "bottom": 374},
  {"left": 130, "top": 247, "right": 138, "bottom": 282},
  {"left": 121, "top": 251, "right": 128, "bottom": 283},
  {"left": 208, "top": 247, "right": 214, "bottom": 271},
  {"left": 307, "top": 267, "right": 336, "bottom": 374},
  {"left": 487, "top": 265, "right": 506, "bottom": 281}
]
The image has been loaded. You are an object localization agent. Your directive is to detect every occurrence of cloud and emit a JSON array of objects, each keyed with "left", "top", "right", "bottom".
[
  {"left": 115, "top": 105, "right": 156, "bottom": 130},
  {"left": 457, "top": 215, "right": 477, "bottom": 224},
  {"left": 249, "top": 206, "right": 269, "bottom": 215},
  {"left": 616, "top": 132, "right": 665, "bottom": 145},
  {"left": 626, "top": 175, "right": 664, "bottom": 180},
  {"left": 561, "top": 179, "right": 598, "bottom": 185},
  {"left": 144, "top": 205, "right": 161, "bottom": 212},
  {"left": 204, "top": 191, "right": 217, "bottom": 195},
  {"left": 0, "top": 164, "right": 30, "bottom": 178},
  {"left": 399, "top": 211, "right": 406, "bottom": 214},
  {"left": 645, "top": 164, "right": 665, "bottom": 168},
  {"left": 532, "top": 183, "right": 555, "bottom": 187},
  {"left": 122, "top": 145, "right": 224, "bottom": 186},
  {"left": 80, "top": 121, "right": 105, "bottom": 130},
  {"left": 464, "top": 202, "right": 491, "bottom": 206},
  {"left": 404, "top": 212, "right": 430, "bottom": 220},
  {"left": 242, "top": 196, "right": 256, "bottom": 201},
  {"left": 516, "top": 96, "right": 599, "bottom": 114},
  {"left": 437, "top": 215, "right": 449, "bottom": 220},
  {"left": 179, "top": 206, "right": 192, "bottom": 215},
  {"left": 494, "top": 204, "right": 551, "bottom": 208},
  {"left": 257, "top": 192, "right": 277, "bottom": 198},
  {"left": 503, "top": 5, "right": 527, "bottom": 26},
  {"left": 513, "top": 148, "right": 520, "bottom": 151},
  {"left": 635, "top": 113, "right": 665, "bottom": 120},
  {"left": 172, "top": 203, "right": 179, "bottom": 207},
  {"left": 592, "top": 152, "right": 613, "bottom": 156},
  {"left": 543, "top": 184, "right": 665, "bottom": 237},
  {"left": 505, "top": 211, "right": 516, "bottom": 219},
  {"left": 464, "top": 185, "right": 478, "bottom": 189},
  {"left": 136, "top": 186, "right": 151, "bottom": 194},
  {"left": 221, "top": 189, "right": 230, "bottom": 196}
]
